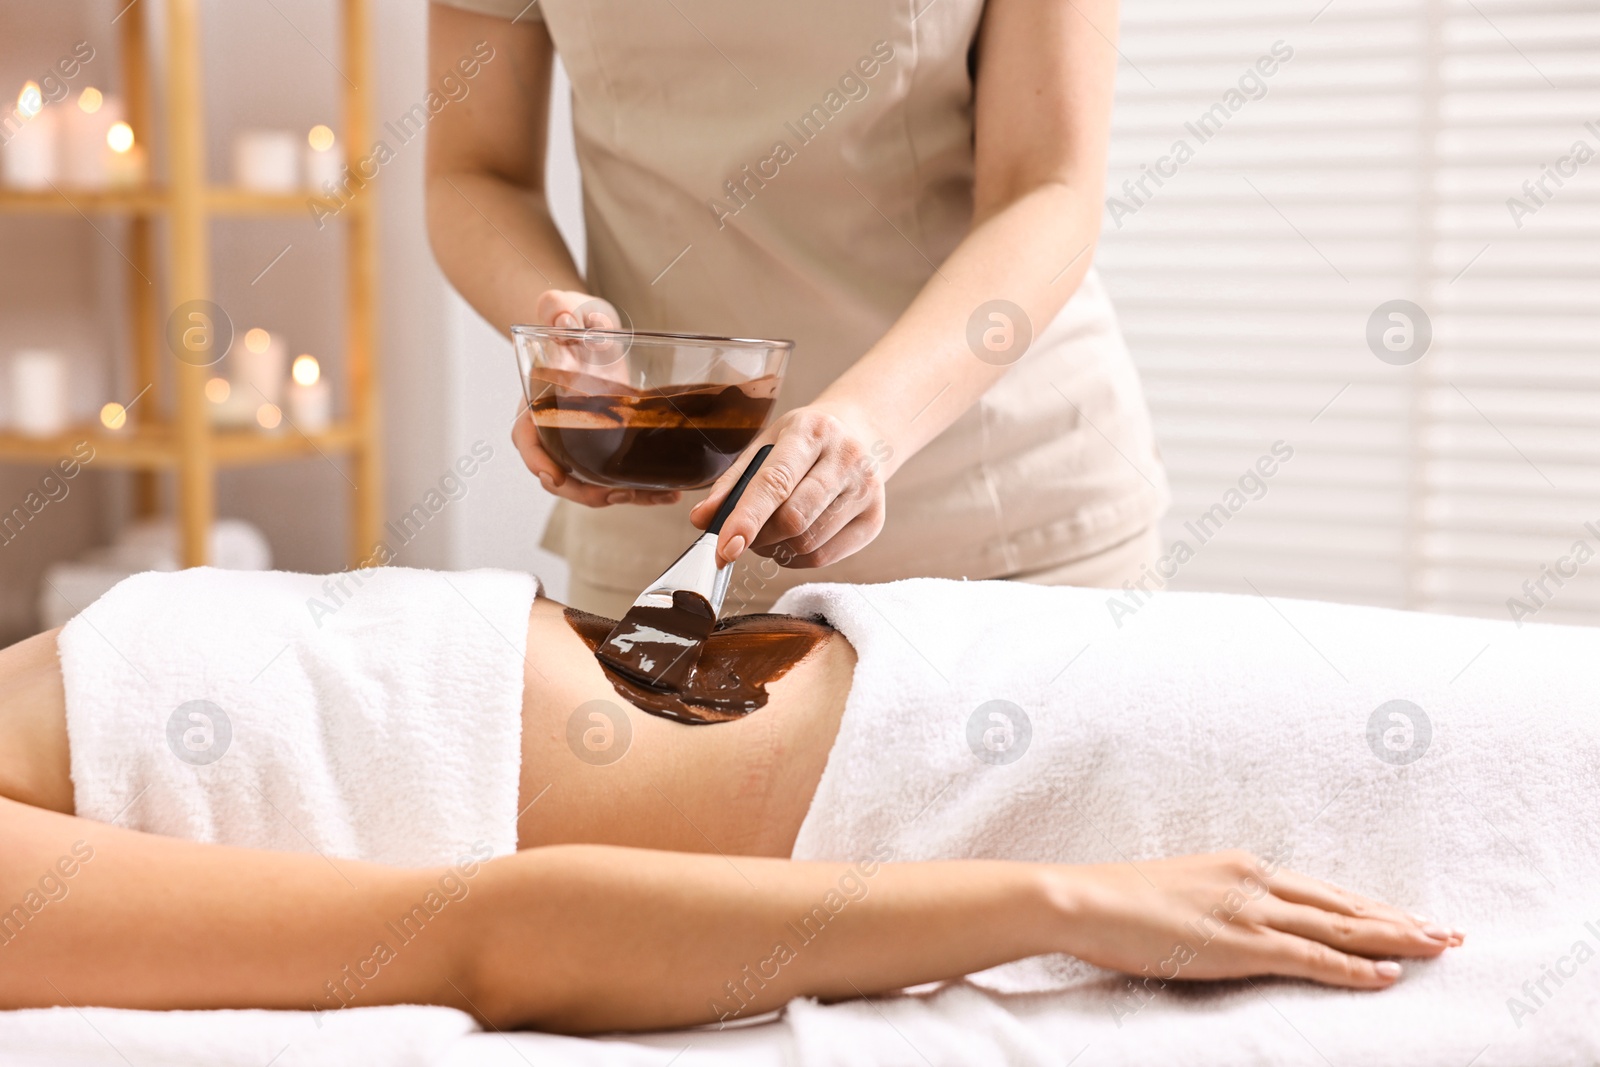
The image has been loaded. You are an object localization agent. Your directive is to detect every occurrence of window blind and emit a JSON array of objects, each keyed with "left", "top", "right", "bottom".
[{"left": 1097, "top": 0, "right": 1600, "bottom": 627}]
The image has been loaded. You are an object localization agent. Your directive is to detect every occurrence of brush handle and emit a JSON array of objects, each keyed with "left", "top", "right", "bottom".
[{"left": 707, "top": 444, "right": 774, "bottom": 536}]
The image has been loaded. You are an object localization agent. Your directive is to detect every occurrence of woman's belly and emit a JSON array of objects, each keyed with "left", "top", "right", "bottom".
[
  {"left": 0, "top": 599, "right": 855, "bottom": 860},
  {"left": 516, "top": 596, "right": 855, "bottom": 857}
]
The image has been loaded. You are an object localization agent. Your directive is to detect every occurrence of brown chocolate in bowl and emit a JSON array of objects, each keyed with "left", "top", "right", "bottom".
[
  {"left": 565, "top": 607, "right": 834, "bottom": 725},
  {"left": 528, "top": 367, "right": 779, "bottom": 490}
]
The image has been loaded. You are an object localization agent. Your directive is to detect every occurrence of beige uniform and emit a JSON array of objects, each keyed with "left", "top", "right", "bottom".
[{"left": 439, "top": 0, "right": 1168, "bottom": 614}]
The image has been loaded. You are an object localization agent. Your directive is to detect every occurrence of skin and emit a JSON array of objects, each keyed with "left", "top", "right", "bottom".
[
  {"left": 0, "top": 597, "right": 1462, "bottom": 1034},
  {"left": 425, "top": 0, "right": 1126, "bottom": 567}
]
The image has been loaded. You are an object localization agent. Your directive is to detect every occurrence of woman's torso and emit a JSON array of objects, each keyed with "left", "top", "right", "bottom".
[
  {"left": 530, "top": 0, "right": 1169, "bottom": 604},
  {"left": 0, "top": 600, "right": 855, "bottom": 860}
]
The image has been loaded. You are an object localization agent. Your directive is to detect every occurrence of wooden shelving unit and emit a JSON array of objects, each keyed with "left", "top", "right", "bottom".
[
  {"left": 0, "top": 0, "right": 380, "bottom": 567},
  {"left": 0, "top": 186, "right": 341, "bottom": 216}
]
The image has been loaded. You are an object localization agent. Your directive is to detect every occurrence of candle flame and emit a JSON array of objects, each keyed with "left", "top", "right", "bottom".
[
  {"left": 292, "top": 354, "right": 320, "bottom": 386},
  {"left": 18, "top": 81, "right": 43, "bottom": 118},
  {"left": 308, "top": 124, "right": 335, "bottom": 152},
  {"left": 107, "top": 121, "right": 135, "bottom": 154},
  {"left": 100, "top": 402, "right": 128, "bottom": 431},
  {"left": 78, "top": 87, "right": 103, "bottom": 114}
]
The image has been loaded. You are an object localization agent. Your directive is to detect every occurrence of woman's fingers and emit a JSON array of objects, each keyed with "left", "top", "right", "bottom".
[
  {"left": 533, "top": 290, "right": 630, "bottom": 371},
  {"left": 765, "top": 504, "right": 885, "bottom": 569},
  {"left": 1265, "top": 868, "right": 1464, "bottom": 946},
  {"left": 512, "top": 406, "right": 679, "bottom": 507},
  {"left": 697, "top": 429, "right": 828, "bottom": 566},
  {"left": 511, "top": 406, "right": 567, "bottom": 484},
  {"left": 1262, "top": 866, "right": 1368, "bottom": 916},
  {"left": 534, "top": 289, "right": 620, "bottom": 329},
  {"left": 1263, "top": 898, "right": 1451, "bottom": 960},
  {"left": 753, "top": 436, "right": 884, "bottom": 553},
  {"left": 691, "top": 409, "right": 887, "bottom": 568},
  {"left": 1054, "top": 854, "right": 1462, "bottom": 995},
  {"left": 692, "top": 426, "right": 816, "bottom": 526},
  {"left": 1254, "top": 930, "right": 1405, "bottom": 990},
  {"left": 749, "top": 465, "right": 848, "bottom": 552}
]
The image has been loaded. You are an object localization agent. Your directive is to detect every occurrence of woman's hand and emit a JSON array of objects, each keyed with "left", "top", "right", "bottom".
[
  {"left": 689, "top": 404, "right": 892, "bottom": 569},
  {"left": 1050, "top": 851, "right": 1463, "bottom": 990},
  {"left": 512, "top": 289, "right": 682, "bottom": 509}
]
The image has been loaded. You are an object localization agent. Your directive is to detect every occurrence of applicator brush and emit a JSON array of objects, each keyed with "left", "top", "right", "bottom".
[{"left": 594, "top": 445, "right": 773, "bottom": 692}]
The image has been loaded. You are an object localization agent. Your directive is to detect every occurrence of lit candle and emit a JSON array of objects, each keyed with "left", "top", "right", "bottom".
[
  {"left": 233, "top": 327, "right": 289, "bottom": 407},
  {"left": 10, "top": 349, "right": 68, "bottom": 437},
  {"left": 305, "top": 125, "right": 343, "bottom": 191},
  {"left": 104, "top": 118, "right": 146, "bottom": 187},
  {"left": 206, "top": 375, "right": 256, "bottom": 428},
  {"left": 288, "top": 354, "right": 332, "bottom": 432},
  {"left": 3, "top": 83, "right": 59, "bottom": 190},
  {"left": 233, "top": 130, "right": 299, "bottom": 192},
  {"left": 62, "top": 87, "right": 120, "bottom": 188}
]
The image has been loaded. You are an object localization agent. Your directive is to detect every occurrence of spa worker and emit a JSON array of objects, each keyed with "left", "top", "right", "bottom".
[{"left": 426, "top": 0, "right": 1168, "bottom": 615}]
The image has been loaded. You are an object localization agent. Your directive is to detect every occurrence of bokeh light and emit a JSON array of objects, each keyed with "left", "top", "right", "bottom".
[
  {"left": 291, "top": 354, "right": 320, "bottom": 386},
  {"left": 18, "top": 82, "right": 42, "bottom": 118},
  {"left": 107, "top": 121, "right": 135, "bottom": 153}
]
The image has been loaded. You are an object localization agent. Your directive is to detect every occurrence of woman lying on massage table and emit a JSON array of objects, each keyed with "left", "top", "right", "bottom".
[{"left": 0, "top": 576, "right": 1462, "bottom": 1035}]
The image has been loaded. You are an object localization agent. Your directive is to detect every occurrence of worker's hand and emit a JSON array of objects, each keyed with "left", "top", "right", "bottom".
[
  {"left": 512, "top": 289, "right": 682, "bottom": 508},
  {"left": 690, "top": 404, "right": 891, "bottom": 569},
  {"left": 1051, "top": 851, "right": 1463, "bottom": 991}
]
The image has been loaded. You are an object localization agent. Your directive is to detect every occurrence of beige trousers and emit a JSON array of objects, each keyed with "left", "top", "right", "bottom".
[{"left": 565, "top": 526, "right": 1163, "bottom": 618}]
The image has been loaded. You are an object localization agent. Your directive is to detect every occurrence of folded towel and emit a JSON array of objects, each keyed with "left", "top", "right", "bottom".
[
  {"left": 58, "top": 567, "right": 538, "bottom": 867},
  {"left": 776, "top": 578, "right": 1600, "bottom": 1063}
]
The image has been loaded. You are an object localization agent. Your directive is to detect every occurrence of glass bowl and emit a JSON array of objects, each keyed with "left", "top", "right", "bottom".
[{"left": 512, "top": 325, "right": 792, "bottom": 491}]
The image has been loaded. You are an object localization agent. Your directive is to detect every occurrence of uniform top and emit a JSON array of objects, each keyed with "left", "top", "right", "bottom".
[{"left": 437, "top": 0, "right": 1167, "bottom": 601}]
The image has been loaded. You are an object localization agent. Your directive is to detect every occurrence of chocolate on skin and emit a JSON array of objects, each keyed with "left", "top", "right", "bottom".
[
  {"left": 593, "top": 590, "right": 718, "bottom": 694},
  {"left": 565, "top": 607, "right": 834, "bottom": 725}
]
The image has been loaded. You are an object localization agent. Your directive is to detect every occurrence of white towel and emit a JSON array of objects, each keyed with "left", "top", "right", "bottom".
[
  {"left": 59, "top": 566, "right": 538, "bottom": 867},
  {"left": 776, "top": 578, "right": 1600, "bottom": 1064},
  {"left": 0, "top": 1005, "right": 477, "bottom": 1067}
]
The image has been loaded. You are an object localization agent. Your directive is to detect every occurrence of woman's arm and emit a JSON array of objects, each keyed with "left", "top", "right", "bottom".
[
  {"left": 425, "top": 3, "right": 682, "bottom": 510},
  {"left": 474, "top": 847, "right": 1456, "bottom": 1032},
  {"left": 0, "top": 797, "right": 1454, "bottom": 1035},
  {"left": 424, "top": 3, "right": 585, "bottom": 332},
  {"left": 0, "top": 796, "right": 1052, "bottom": 1026},
  {"left": 0, "top": 796, "right": 472, "bottom": 1015},
  {"left": 694, "top": 0, "right": 1125, "bottom": 568}
]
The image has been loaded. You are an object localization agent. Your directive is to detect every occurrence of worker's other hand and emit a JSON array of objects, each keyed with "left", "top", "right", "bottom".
[
  {"left": 512, "top": 289, "right": 682, "bottom": 508},
  {"left": 690, "top": 404, "right": 890, "bottom": 569}
]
